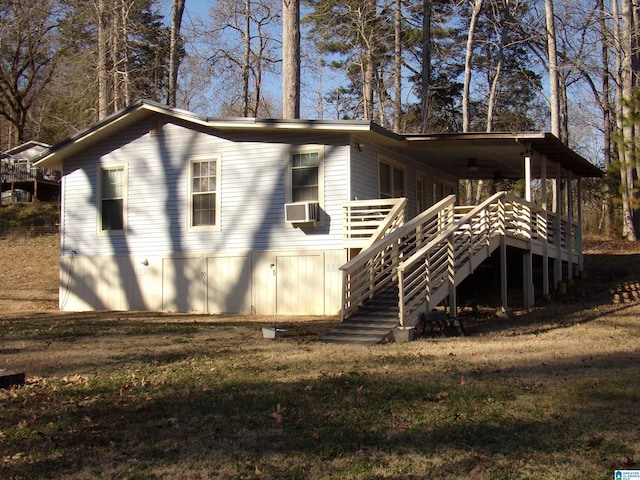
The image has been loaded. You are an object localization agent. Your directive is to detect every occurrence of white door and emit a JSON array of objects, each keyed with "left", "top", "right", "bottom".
[
  {"left": 276, "top": 254, "right": 324, "bottom": 315},
  {"left": 162, "top": 258, "right": 206, "bottom": 313},
  {"left": 206, "top": 255, "right": 252, "bottom": 314}
]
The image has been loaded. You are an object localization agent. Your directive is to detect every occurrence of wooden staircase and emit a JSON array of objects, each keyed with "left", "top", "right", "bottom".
[
  {"left": 324, "top": 191, "right": 574, "bottom": 345},
  {"left": 321, "top": 285, "right": 399, "bottom": 345}
]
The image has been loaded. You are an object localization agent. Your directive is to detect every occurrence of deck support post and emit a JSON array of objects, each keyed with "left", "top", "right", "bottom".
[
  {"left": 524, "top": 153, "right": 532, "bottom": 202},
  {"left": 553, "top": 164, "right": 563, "bottom": 290},
  {"left": 541, "top": 157, "right": 550, "bottom": 298},
  {"left": 577, "top": 177, "right": 584, "bottom": 274},
  {"left": 523, "top": 252, "right": 534, "bottom": 307},
  {"left": 447, "top": 234, "right": 457, "bottom": 318},
  {"left": 500, "top": 236, "right": 508, "bottom": 311},
  {"left": 566, "top": 171, "right": 573, "bottom": 283},
  {"left": 523, "top": 153, "right": 535, "bottom": 307}
]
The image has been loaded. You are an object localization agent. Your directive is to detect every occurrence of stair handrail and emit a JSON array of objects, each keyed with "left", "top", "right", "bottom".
[
  {"left": 397, "top": 192, "right": 552, "bottom": 326},
  {"left": 340, "top": 195, "right": 457, "bottom": 321},
  {"left": 397, "top": 191, "right": 508, "bottom": 325},
  {"left": 343, "top": 198, "right": 407, "bottom": 250}
]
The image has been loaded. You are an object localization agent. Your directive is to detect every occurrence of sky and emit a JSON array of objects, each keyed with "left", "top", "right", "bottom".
[{"left": 158, "top": 0, "right": 353, "bottom": 120}]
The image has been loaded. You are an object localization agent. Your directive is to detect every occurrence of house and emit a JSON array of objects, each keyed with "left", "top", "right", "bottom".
[
  {"left": 1, "top": 141, "right": 59, "bottom": 202},
  {"left": 34, "top": 100, "right": 602, "bottom": 339}
]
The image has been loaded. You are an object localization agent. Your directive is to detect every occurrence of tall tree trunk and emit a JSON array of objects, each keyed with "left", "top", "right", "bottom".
[
  {"left": 393, "top": 0, "right": 402, "bottom": 132},
  {"left": 97, "top": 0, "right": 109, "bottom": 119},
  {"left": 462, "top": 0, "right": 483, "bottom": 205},
  {"left": 111, "top": 3, "right": 121, "bottom": 111},
  {"left": 545, "top": 0, "right": 561, "bottom": 139},
  {"left": 619, "top": 0, "right": 637, "bottom": 240},
  {"left": 479, "top": 0, "right": 510, "bottom": 206},
  {"left": 421, "top": 0, "right": 431, "bottom": 133},
  {"left": 167, "top": 0, "right": 186, "bottom": 107},
  {"left": 282, "top": 0, "right": 300, "bottom": 118},
  {"left": 361, "top": 0, "right": 376, "bottom": 121},
  {"left": 462, "top": 0, "right": 483, "bottom": 133},
  {"left": 598, "top": 0, "right": 614, "bottom": 235},
  {"left": 120, "top": 0, "right": 132, "bottom": 107},
  {"left": 242, "top": 0, "right": 251, "bottom": 117}
]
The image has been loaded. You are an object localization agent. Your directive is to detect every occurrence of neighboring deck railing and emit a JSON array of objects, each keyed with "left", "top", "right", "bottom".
[
  {"left": 342, "top": 198, "right": 406, "bottom": 250},
  {"left": 340, "top": 195, "right": 456, "bottom": 321},
  {"left": 340, "top": 191, "right": 582, "bottom": 328},
  {"left": 1, "top": 162, "right": 60, "bottom": 184}
]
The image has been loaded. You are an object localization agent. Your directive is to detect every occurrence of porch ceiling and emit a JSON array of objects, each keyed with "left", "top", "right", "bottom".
[{"left": 401, "top": 132, "right": 603, "bottom": 180}]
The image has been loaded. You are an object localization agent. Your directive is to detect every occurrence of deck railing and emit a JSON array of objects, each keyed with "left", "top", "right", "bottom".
[
  {"left": 342, "top": 198, "right": 407, "bottom": 250},
  {"left": 340, "top": 195, "right": 456, "bottom": 321},
  {"left": 1, "top": 162, "right": 60, "bottom": 184},
  {"left": 341, "top": 192, "right": 581, "bottom": 326},
  {"left": 397, "top": 192, "right": 505, "bottom": 325}
]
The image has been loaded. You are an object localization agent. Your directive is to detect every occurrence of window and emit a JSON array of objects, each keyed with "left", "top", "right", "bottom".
[
  {"left": 433, "top": 178, "right": 455, "bottom": 203},
  {"left": 416, "top": 175, "right": 426, "bottom": 213},
  {"left": 190, "top": 157, "right": 220, "bottom": 230},
  {"left": 287, "top": 147, "right": 324, "bottom": 204},
  {"left": 291, "top": 151, "right": 319, "bottom": 202},
  {"left": 100, "top": 166, "right": 125, "bottom": 232},
  {"left": 379, "top": 159, "right": 405, "bottom": 198}
]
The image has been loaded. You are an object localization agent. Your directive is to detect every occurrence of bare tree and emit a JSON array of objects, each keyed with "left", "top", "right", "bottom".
[
  {"left": 393, "top": 0, "right": 403, "bottom": 131},
  {"left": 282, "top": 0, "right": 301, "bottom": 118},
  {"left": 619, "top": 0, "right": 637, "bottom": 240},
  {"left": 462, "top": 0, "right": 483, "bottom": 204},
  {"left": 420, "top": 0, "right": 432, "bottom": 132},
  {"left": 203, "top": 0, "right": 280, "bottom": 117},
  {"left": 0, "top": 0, "right": 60, "bottom": 146},
  {"left": 462, "top": 0, "right": 484, "bottom": 133},
  {"left": 167, "top": 0, "right": 186, "bottom": 107},
  {"left": 545, "top": 0, "right": 561, "bottom": 139}
]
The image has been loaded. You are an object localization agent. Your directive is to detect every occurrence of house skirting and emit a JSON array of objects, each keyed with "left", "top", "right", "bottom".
[{"left": 59, "top": 249, "right": 346, "bottom": 315}]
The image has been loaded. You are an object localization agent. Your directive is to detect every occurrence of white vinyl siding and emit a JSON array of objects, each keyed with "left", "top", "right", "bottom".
[{"left": 61, "top": 122, "right": 350, "bottom": 257}]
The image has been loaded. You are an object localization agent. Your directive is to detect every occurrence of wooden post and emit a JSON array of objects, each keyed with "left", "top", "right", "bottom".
[
  {"left": 447, "top": 234, "right": 457, "bottom": 318},
  {"left": 577, "top": 177, "right": 584, "bottom": 274},
  {"left": 523, "top": 252, "right": 534, "bottom": 307},
  {"left": 523, "top": 153, "right": 534, "bottom": 307},
  {"left": 553, "top": 164, "right": 562, "bottom": 289},
  {"left": 566, "top": 171, "right": 573, "bottom": 282},
  {"left": 524, "top": 153, "right": 532, "bottom": 202},
  {"left": 498, "top": 197, "right": 508, "bottom": 312},
  {"left": 541, "top": 157, "right": 550, "bottom": 298}
]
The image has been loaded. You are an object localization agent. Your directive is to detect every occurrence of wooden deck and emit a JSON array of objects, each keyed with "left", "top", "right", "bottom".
[
  {"left": 330, "top": 193, "right": 581, "bottom": 344},
  {"left": 1, "top": 161, "right": 60, "bottom": 202}
]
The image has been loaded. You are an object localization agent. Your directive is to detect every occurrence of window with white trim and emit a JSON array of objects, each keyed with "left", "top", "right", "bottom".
[
  {"left": 287, "top": 146, "right": 324, "bottom": 204},
  {"left": 379, "top": 159, "right": 405, "bottom": 198},
  {"left": 291, "top": 150, "right": 320, "bottom": 202},
  {"left": 100, "top": 166, "right": 126, "bottom": 232},
  {"left": 189, "top": 156, "right": 221, "bottom": 230}
]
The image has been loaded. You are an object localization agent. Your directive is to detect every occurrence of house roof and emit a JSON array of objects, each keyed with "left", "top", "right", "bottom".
[
  {"left": 2, "top": 141, "right": 51, "bottom": 162},
  {"left": 402, "top": 132, "right": 603, "bottom": 179},
  {"left": 34, "top": 99, "right": 602, "bottom": 179}
]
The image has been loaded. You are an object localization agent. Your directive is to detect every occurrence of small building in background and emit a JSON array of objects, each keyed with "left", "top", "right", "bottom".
[{"left": 1, "top": 141, "right": 59, "bottom": 203}]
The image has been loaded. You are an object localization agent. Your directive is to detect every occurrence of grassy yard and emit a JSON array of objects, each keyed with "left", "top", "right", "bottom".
[{"left": 1, "top": 234, "right": 639, "bottom": 479}]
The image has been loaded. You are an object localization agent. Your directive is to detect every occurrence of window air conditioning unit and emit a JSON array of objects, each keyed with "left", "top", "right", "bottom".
[{"left": 284, "top": 201, "right": 319, "bottom": 224}]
